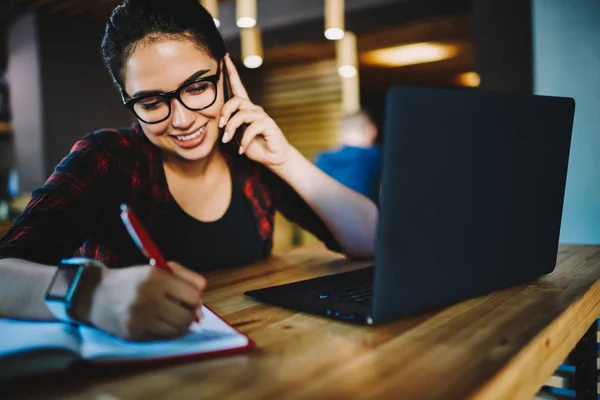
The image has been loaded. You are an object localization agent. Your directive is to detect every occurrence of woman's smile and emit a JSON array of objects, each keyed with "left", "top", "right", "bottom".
[{"left": 169, "top": 121, "right": 209, "bottom": 149}]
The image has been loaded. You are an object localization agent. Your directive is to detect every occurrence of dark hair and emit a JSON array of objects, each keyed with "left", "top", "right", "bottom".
[{"left": 101, "top": 0, "right": 226, "bottom": 91}]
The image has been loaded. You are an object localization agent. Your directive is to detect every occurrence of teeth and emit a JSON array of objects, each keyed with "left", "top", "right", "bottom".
[{"left": 176, "top": 126, "right": 205, "bottom": 141}]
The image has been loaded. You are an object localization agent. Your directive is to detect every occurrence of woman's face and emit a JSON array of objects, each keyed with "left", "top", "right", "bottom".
[{"left": 123, "top": 38, "right": 224, "bottom": 162}]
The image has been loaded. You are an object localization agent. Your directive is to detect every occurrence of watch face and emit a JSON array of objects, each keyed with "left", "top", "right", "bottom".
[{"left": 47, "top": 266, "right": 80, "bottom": 301}]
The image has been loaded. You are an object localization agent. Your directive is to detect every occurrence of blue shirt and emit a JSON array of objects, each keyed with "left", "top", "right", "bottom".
[{"left": 315, "top": 145, "right": 382, "bottom": 203}]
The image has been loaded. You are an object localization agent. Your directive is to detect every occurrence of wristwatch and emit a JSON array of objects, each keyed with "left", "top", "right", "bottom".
[{"left": 44, "top": 257, "right": 105, "bottom": 325}]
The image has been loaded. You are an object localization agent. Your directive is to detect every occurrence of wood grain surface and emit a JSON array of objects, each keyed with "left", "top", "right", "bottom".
[{"left": 3, "top": 244, "right": 600, "bottom": 400}]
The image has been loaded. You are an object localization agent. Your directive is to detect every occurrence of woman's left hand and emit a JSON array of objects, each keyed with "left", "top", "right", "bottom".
[{"left": 219, "top": 54, "right": 291, "bottom": 167}]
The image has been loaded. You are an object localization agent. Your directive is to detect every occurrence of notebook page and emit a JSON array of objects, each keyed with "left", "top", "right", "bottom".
[
  {"left": 0, "top": 319, "right": 82, "bottom": 358},
  {"left": 79, "top": 306, "right": 249, "bottom": 361}
]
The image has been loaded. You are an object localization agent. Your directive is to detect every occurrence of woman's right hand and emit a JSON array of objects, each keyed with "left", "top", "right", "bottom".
[{"left": 87, "top": 262, "right": 206, "bottom": 341}]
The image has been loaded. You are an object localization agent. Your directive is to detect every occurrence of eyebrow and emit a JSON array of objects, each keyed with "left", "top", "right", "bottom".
[{"left": 131, "top": 68, "right": 211, "bottom": 98}]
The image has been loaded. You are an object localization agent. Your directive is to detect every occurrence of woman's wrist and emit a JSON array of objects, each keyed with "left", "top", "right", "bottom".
[
  {"left": 70, "top": 266, "right": 106, "bottom": 326},
  {"left": 268, "top": 144, "right": 303, "bottom": 177}
]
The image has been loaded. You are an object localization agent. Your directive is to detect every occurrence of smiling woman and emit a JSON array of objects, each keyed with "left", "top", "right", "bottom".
[{"left": 0, "top": 0, "right": 378, "bottom": 341}]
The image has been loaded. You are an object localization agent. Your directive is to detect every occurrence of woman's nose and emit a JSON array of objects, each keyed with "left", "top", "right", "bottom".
[{"left": 171, "top": 98, "right": 195, "bottom": 130}]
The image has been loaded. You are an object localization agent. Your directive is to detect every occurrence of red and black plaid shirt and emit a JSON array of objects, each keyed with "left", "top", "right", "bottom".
[{"left": 0, "top": 123, "right": 339, "bottom": 267}]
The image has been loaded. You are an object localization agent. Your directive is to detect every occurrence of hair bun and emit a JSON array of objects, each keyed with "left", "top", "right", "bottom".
[{"left": 102, "top": 0, "right": 225, "bottom": 90}]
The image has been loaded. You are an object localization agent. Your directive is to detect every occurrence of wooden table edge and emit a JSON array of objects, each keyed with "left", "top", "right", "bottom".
[{"left": 471, "top": 279, "right": 600, "bottom": 400}]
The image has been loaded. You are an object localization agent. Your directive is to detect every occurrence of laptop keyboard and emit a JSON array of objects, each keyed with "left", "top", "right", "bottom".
[{"left": 319, "top": 284, "right": 373, "bottom": 306}]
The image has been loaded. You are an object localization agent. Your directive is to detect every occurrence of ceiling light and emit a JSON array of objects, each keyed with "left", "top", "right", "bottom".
[
  {"left": 237, "top": 0, "right": 257, "bottom": 28},
  {"left": 241, "top": 27, "right": 263, "bottom": 69},
  {"left": 361, "top": 42, "right": 459, "bottom": 67},
  {"left": 243, "top": 55, "right": 263, "bottom": 69},
  {"left": 337, "top": 31, "right": 357, "bottom": 78},
  {"left": 338, "top": 65, "right": 357, "bottom": 78},
  {"left": 325, "top": 0, "right": 344, "bottom": 40},
  {"left": 458, "top": 72, "right": 481, "bottom": 87}
]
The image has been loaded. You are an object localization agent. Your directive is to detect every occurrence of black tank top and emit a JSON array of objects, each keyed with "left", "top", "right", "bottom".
[{"left": 151, "top": 172, "right": 266, "bottom": 273}]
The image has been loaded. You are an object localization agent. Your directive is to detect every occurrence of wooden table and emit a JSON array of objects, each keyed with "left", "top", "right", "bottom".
[{"left": 3, "top": 245, "right": 600, "bottom": 400}]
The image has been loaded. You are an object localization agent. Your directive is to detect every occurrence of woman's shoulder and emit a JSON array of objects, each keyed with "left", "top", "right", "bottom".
[{"left": 71, "top": 123, "right": 148, "bottom": 154}]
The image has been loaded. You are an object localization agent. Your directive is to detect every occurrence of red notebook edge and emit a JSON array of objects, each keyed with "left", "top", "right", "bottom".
[{"left": 95, "top": 304, "right": 256, "bottom": 366}]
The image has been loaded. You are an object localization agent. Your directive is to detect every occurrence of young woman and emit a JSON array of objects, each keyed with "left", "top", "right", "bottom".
[{"left": 0, "top": 0, "right": 377, "bottom": 340}]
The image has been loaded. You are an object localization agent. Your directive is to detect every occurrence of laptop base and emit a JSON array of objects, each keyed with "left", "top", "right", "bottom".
[{"left": 244, "top": 267, "right": 375, "bottom": 325}]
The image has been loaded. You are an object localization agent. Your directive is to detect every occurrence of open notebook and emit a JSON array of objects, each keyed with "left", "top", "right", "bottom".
[{"left": 0, "top": 305, "right": 254, "bottom": 380}]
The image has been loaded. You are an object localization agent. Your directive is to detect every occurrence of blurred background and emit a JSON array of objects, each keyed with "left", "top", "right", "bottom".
[{"left": 0, "top": 0, "right": 599, "bottom": 251}]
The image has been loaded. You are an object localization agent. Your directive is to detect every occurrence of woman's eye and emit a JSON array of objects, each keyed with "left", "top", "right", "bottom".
[
  {"left": 140, "top": 101, "right": 161, "bottom": 110},
  {"left": 186, "top": 82, "right": 209, "bottom": 94}
]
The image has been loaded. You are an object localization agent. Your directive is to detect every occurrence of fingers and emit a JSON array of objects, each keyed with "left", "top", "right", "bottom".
[
  {"left": 146, "top": 318, "right": 187, "bottom": 341},
  {"left": 166, "top": 261, "right": 206, "bottom": 322},
  {"left": 167, "top": 261, "right": 207, "bottom": 294},
  {"left": 156, "top": 294, "right": 196, "bottom": 329},
  {"left": 223, "top": 110, "right": 263, "bottom": 144},
  {"left": 224, "top": 53, "right": 249, "bottom": 98},
  {"left": 238, "top": 119, "right": 268, "bottom": 155},
  {"left": 219, "top": 98, "right": 259, "bottom": 142},
  {"left": 163, "top": 275, "right": 202, "bottom": 308},
  {"left": 219, "top": 97, "right": 243, "bottom": 131}
]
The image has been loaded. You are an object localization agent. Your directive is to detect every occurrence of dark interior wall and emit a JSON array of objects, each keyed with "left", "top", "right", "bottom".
[
  {"left": 37, "top": 14, "right": 134, "bottom": 175},
  {"left": 0, "top": 0, "right": 10, "bottom": 74},
  {"left": 7, "top": 14, "right": 46, "bottom": 193},
  {"left": 473, "top": 0, "right": 533, "bottom": 94}
]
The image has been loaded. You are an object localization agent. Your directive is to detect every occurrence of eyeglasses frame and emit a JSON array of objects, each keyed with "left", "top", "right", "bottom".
[{"left": 121, "top": 61, "right": 222, "bottom": 124}]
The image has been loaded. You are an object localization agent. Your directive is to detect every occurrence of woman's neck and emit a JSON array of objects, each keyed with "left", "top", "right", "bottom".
[{"left": 162, "top": 146, "right": 227, "bottom": 180}]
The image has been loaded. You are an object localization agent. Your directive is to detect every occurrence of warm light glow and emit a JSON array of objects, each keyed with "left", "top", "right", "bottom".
[
  {"left": 243, "top": 55, "right": 263, "bottom": 69},
  {"left": 458, "top": 71, "right": 481, "bottom": 87},
  {"left": 361, "top": 42, "right": 459, "bottom": 67},
  {"left": 237, "top": 17, "right": 256, "bottom": 28},
  {"left": 336, "top": 32, "right": 360, "bottom": 114},
  {"left": 325, "top": 28, "right": 345, "bottom": 40},
  {"left": 213, "top": 18, "right": 221, "bottom": 28},
  {"left": 336, "top": 32, "right": 357, "bottom": 78},
  {"left": 237, "top": 0, "right": 257, "bottom": 28},
  {"left": 325, "top": 0, "right": 344, "bottom": 40},
  {"left": 338, "top": 65, "right": 357, "bottom": 78},
  {"left": 241, "top": 27, "right": 263, "bottom": 69}
]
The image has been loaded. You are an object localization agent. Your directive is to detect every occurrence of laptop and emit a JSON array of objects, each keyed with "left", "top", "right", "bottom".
[{"left": 245, "top": 86, "right": 576, "bottom": 325}]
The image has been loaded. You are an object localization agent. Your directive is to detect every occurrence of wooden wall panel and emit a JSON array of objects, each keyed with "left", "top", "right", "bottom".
[{"left": 261, "top": 59, "right": 342, "bottom": 250}]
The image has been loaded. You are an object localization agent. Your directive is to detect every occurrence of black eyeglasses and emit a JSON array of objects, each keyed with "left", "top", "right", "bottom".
[{"left": 122, "top": 62, "right": 221, "bottom": 124}]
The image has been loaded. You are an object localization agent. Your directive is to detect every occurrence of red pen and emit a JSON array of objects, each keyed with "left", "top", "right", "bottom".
[{"left": 120, "top": 203, "right": 200, "bottom": 322}]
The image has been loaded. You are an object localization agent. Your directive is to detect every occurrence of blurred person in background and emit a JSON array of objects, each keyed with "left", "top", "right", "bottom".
[{"left": 315, "top": 110, "right": 382, "bottom": 204}]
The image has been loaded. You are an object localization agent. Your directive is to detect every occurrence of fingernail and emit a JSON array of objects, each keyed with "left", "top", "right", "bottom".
[
  {"left": 222, "top": 132, "right": 229, "bottom": 143},
  {"left": 219, "top": 117, "right": 225, "bottom": 127},
  {"left": 238, "top": 145, "right": 244, "bottom": 155},
  {"left": 196, "top": 308, "right": 203, "bottom": 321}
]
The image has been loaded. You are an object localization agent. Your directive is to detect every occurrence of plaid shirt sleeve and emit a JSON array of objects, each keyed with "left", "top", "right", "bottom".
[
  {"left": 262, "top": 166, "right": 341, "bottom": 253},
  {"left": 0, "top": 134, "right": 115, "bottom": 265}
]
